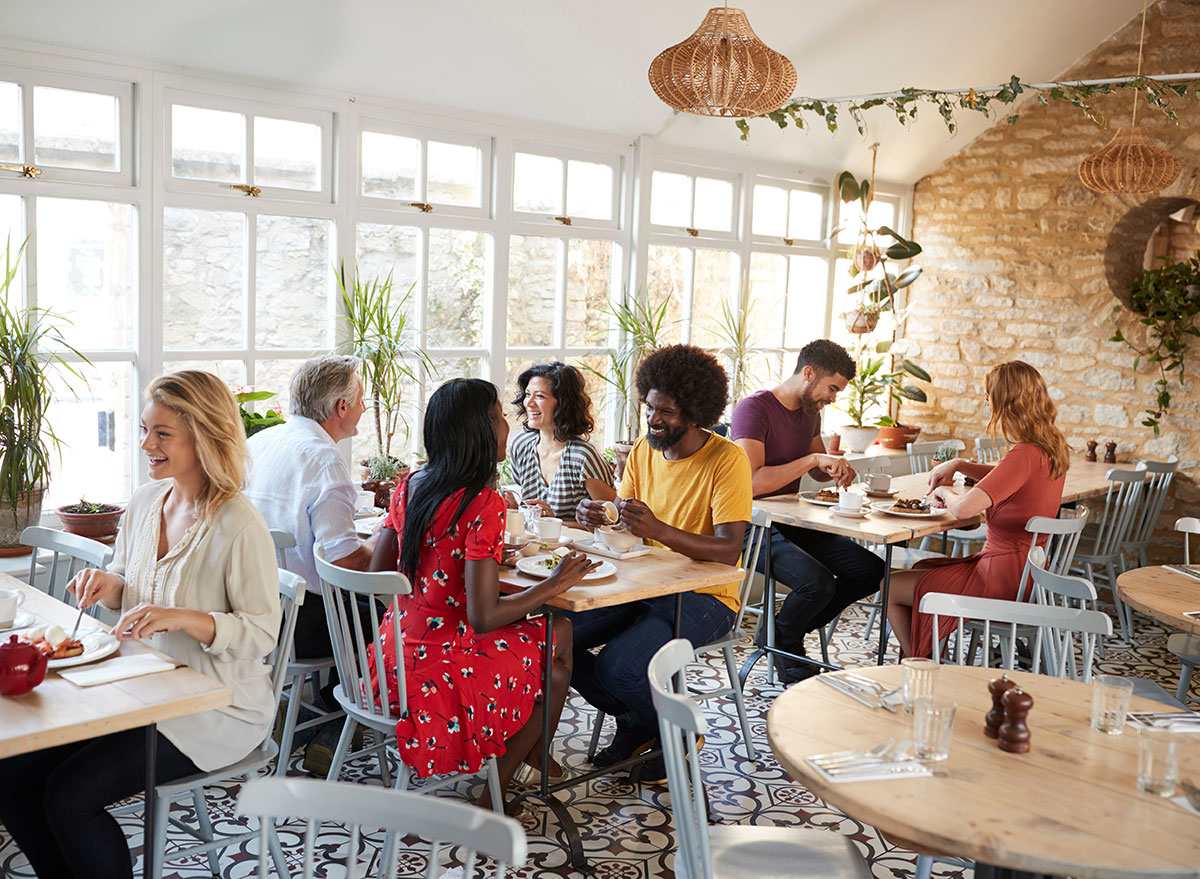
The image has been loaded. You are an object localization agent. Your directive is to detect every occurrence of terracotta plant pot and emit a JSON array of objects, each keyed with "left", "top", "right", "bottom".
[
  {"left": 853, "top": 247, "right": 880, "bottom": 273},
  {"left": 875, "top": 425, "right": 922, "bottom": 451},
  {"left": 0, "top": 489, "right": 43, "bottom": 557},
  {"left": 841, "top": 426, "right": 880, "bottom": 454},
  {"left": 55, "top": 504, "right": 125, "bottom": 545},
  {"left": 844, "top": 310, "right": 880, "bottom": 334},
  {"left": 362, "top": 469, "right": 408, "bottom": 509},
  {"left": 613, "top": 441, "right": 634, "bottom": 482}
]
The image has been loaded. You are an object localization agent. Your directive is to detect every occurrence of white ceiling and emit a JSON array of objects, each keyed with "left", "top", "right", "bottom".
[{"left": 2, "top": 0, "right": 1147, "bottom": 184}]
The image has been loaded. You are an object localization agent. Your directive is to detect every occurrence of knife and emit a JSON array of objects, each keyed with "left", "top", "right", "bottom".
[{"left": 818, "top": 674, "right": 884, "bottom": 709}]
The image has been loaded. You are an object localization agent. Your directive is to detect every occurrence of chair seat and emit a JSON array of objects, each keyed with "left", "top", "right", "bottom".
[
  {"left": 947, "top": 525, "right": 986, "bottom": 541},
  {"left": 1129, "top": 676, "right": 1189, "bottom": 710},
  {"left": 288, "top": 655, "right": 337, "bottom": 674},
  {"left": 709, "top": 825, "right": 870, "bottom": 879},
  {"left": 156, "top": 741, "right": 279, "bottom": 797},
  {"left": 1168, "top": 633, "right": 1200, "bottom": 663}
]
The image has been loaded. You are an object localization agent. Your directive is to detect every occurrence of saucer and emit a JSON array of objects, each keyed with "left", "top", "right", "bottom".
[
  {"left": 830, "top": 506, "right": 870, "bottom": 519},
  {"left": 0, "top": 611, "right": 34, "bottom": 633},
  {"left": 865, "top": 488, "right": 899, "bottom": 499}
]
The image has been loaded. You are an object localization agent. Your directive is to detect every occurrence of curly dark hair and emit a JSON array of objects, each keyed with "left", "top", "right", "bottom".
[
  {"left": 511, "top": 361, "right": 595, "bottom": 441},
  {"left": 635, "top": 345, "right": 728, "bottom": 428},
  {"left": 794, "top": 338, "right": 856, "bottom": 379}
]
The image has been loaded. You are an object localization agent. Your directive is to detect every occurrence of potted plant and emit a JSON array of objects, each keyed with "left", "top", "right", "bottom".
[
  {"left": 55, "top": 499, "right": 124, "bottom": 544},
  {"left": 337, "top": 263, "right": 433, "bottom": 464},
  {"left": 0, "top": 238, "right": 88, "bottom": 555},
  {"left": 838, "top": 341, "right": 931, "bottom": 453},
  {"left": 714, "top": 284, "right": 758, "bottom": 406},
  {"left": 874, "top": 339, "right": 932, "bottom": 449},
  {"left": 234, "top": 388, "right": 286, "bottom": 437},
  {"left": 361, "top": 454, "right": 406, "bottom": 509}
]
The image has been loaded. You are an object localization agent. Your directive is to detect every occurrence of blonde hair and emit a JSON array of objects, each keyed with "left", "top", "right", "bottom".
[
  {"left": 985, "top": 361, "right": 1070, "bottom": 480},
  {"left": 146, "top": 370, "right": 247, "bottom": 520}
]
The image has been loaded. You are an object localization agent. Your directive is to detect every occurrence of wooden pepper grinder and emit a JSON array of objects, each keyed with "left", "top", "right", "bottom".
[
  {"left": 1103, "top": 441, "right": 1117, "bottom": 464},
  {"left": 998, "top": 687, "right": 1033, "bottom": 754},
  {"left": 985, "top": 673, "right": 1017, "bottom": 739},
  {"left": 1085, "top": 440, "right": 1098, "bottom": 463}
]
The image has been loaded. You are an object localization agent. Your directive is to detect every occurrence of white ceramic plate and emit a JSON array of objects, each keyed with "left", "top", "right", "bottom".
[
  {"left": 355, "top": 514, "right": 386, "bottom": 537},
  {"left": 830, "top": 507, "right": 871, "bottom": 519},
  {"left": 0, "top": 611, "right": 35, "bottom": 633},
  {"left": 47, "top": 630, "right": 120, "bottom": 669},
  {"left": 865, "top": 488, "right": 899, "bottom": 499},
  {"left": 871, "top": 501, "right": 947, "bottom": 519},
  {"left": 515, "top": 554, "right": 616, "bottom": 581},
  {"left": 798, "top": 491, "right": 843, "bottom": 506},
  {"left": 526, "top": 538, "right": 572, "bottom": 551}
]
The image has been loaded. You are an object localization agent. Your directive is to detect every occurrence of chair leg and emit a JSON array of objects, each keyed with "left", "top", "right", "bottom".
[
  {"left": 190, "top": 786, "right": 220, "bottom": 876},
  {"left": 274, "top": 671, "right": 306, "bottom": 777},
  {"left": 484, "top": 756, "right": 504, "bottom": 814},
  {"left": 914, "top": 853, "right": 933, "bottom": 879},
  {"left": 326, "top": 717, "right": 356, "bottom": 781},
  {"left": 152, "top": 786, "right": 171, "bottom": 879},
  {"left": 1177, "top": 662, "right": 1195, "bottom": 704},
  {"left": 1108, "top": 562, "right": 1132, "bottom": 643},
  {"left": 722, "top": 645, "right": 758, "bottom": 762},
  {"left": 266, "top": 821, "right": 288, "bottom": 879},
  {"left": 586, "top": 711, "right": 606, "bottom": 761},
  {"left": 391, "top": 761, "right": 411, "bottom": 792}
]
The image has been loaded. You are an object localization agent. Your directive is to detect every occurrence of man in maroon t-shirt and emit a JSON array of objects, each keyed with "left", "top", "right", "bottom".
[{"left": 730, "top": 339, "right": 885, "bottom": 682}]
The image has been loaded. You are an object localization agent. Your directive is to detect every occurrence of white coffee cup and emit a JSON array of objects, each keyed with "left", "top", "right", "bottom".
[
  {"left": 0, "top": 588, "right": 25, "bottom": 627},
  {"left": 505, "top": 509, "right": 525, "bottom": 540},
  {"left": 532, "top": 517, "right": 563, "bottom": 542},
  {"left": 355, "top": 490, "right": 377, "bottom": 512},
  {"left": 868, "top": 473, "right": 892, "bottom": 492},
  {"left": 838, "top": 490, "right": 865, "bottom": 512}
]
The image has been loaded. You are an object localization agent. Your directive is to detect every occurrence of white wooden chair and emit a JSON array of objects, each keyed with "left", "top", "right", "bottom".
[
  {"left": 19, "top": 525, "right": 114, "bottom": 615},
  {"left": 1070, "top": 467, "right": 1145, "bottom": 643},
  {"left": 1168, "top": 517, "right": 1200, "bottom": 703},
  {"left": 907, "top": 439, "right": 974, "bottom": 557},
  {"left": 1123, "top": 457, "right": 1179, "bottom": 569},
  {"left": 236, "top": 777, "right": 526, "bottom": 879},
  {"left": 313, "top": 546, "right": 504, "bottom": 809},
  {"left": 648, "top": 638, "right": 871, "bottom": 879},
  {"left": 973, "top": 435, "right": 1007, "bottom": 464},
  {"left": 269, "top": 528, "right": 344, "bottom": 776},
  {"left": 906, "top": 439, "right": 966, "bottom": 474}
]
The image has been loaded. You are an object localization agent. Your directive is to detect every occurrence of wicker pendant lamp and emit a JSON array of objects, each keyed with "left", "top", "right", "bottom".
[
  {"left": 1079, "top": 0, "right": 1181, "bottom": 194},
  {"left": 648, "top": 5, "right": 797, "bottom": 118}
]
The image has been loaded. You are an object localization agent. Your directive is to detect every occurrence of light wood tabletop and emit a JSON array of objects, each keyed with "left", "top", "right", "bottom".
[
  {"left": 1061, "top": 458, "right": 1140, "bottom": 504},
  {"left": 1117, "top": 566, "right": 1200, "bottom": 636},
  {"left": 498, "top": 528, "right": 743, "bottom": 611},
  {"left": 0, "top": 575, "right": 231, "bottom": 759},
  {"left": 768, "top": 664, "right": 1200, "bottom": 879}
]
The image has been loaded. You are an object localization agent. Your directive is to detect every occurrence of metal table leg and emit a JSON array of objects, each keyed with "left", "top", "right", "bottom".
[
  {"left": 877, "top": 545, "right": 893, "bottom": 665},
  {"left": 144, "top": 723, "right": 157, "bottom": 878}
]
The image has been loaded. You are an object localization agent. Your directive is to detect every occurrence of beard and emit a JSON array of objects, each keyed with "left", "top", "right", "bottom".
[
  {"left": 646, "top": 423, "right": 688, "bottom": 451},
  {"left": 799, "top": 389, "right": 823, "bottom": 417}
]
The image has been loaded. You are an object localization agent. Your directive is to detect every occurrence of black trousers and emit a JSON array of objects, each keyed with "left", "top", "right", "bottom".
[{"left": 0, "top": 728, "right": 198, "bottom": 879}]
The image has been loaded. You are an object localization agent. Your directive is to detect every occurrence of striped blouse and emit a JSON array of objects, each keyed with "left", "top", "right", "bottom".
[{"left": 509, "top": 430, "right": 613, "bottom": 520}]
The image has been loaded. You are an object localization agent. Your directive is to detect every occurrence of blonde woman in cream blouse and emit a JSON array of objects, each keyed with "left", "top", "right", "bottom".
[{"left": 0, "top": 371, "right": 280, "bottom": 879}]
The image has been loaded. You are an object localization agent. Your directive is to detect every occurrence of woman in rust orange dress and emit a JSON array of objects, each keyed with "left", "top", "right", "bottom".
[{"left": 884, "top": 361, "right": 1070, "bottom": 658}]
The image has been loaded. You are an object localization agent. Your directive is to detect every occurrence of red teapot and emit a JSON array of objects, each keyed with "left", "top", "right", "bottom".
[{"left": 0, "top": 634, "right": 48, "bottom": 695}]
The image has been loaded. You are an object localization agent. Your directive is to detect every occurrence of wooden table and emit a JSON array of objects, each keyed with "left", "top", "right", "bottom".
[
  {"left": 0, "top": 575, "right": 231, "bottom": 877},
  {"left": 768, "top": 664, "right": 1200, "bottom": 879},
  {"left": 1116, "top": 566, "right": 1200, "bottom": 636}
]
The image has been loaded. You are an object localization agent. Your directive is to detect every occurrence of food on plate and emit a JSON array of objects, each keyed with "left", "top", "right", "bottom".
[
  {"left": 893, "top": 498, "right": 927, "bottom": 512},
  {"left": 534, "top": 547, "right": 571, "bottom": 571},
  {"left": 23, "top": 625, "right": 85, "bottom": 659},
  {"left": 814, "top": 489, "right": 840, "bottom": 503}
]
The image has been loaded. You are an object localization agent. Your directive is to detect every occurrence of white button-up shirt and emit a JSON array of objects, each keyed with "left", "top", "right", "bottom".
[{"left": 246, "top": 415, "right": 361, "bottom": 594}]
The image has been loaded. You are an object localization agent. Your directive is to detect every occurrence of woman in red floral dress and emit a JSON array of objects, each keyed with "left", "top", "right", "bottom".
[{"left": 369, "top": 378, "right": 597, "bottom": 809}]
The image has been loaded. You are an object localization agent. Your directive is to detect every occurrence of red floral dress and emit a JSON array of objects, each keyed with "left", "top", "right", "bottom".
[{"left": 368, "top": 478, "right": 548, "bottom": 778}]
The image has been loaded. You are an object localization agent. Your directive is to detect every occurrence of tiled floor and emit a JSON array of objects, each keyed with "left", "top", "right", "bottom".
[{"left": 1, "top": 599, "right": 1192, "bottom": 879}]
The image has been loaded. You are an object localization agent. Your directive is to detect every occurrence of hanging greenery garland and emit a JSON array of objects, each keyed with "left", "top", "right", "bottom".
[{"left": 733, "top": 74, "right": 1200, "bottom": 140}]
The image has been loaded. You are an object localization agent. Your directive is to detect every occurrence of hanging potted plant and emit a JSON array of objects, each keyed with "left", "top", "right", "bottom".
[{"left": 0, "top": 238, "right": 89, "bottom": 555}]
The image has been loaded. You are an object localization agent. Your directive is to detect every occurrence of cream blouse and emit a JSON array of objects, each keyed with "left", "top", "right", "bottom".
[{"left": 106, "top": 480, "right": 281, "bottom": 772}]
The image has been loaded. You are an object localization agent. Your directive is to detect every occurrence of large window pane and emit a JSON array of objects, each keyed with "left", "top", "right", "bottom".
[
  {"left": 171, "top": 105, "right": 244, "bottom": 183},
  {"left": 355, "top": 223, "right": 421, "bottom": 292},
  {"left": 162, "top": 359, "right": 246, "bottom": 389},
  {"left": 254, "top": 117, "right": 320, "bottom": 191},
  {"left": 253, "top": 358, "right": 306, "bottom": 421},
  {"left": 427, "top": 141, "right": 481, "bottom": 207},
  {"left": 0, "top": 82, "right": 19, "bottom": 164},
  {"left": 565, "top": 239, "right": 613, "bottom": 347},
  {"left": 33, "top": 87, "right": 118, "bottom": 172},
  {"left": 513, "top": 153, "right": 562, "bottom": 214},
  {"left": 788, "top": 255, "right": 831, "bottom": 349},
  {"left": 566, "top": 160, "right": 613, "bottom": 221},
  {"left": 163, "top": 208, "right": 246, "bottom": 349},
  {"left": 507, "top": 235, "right": 558, "bottom": 347},
  {"left": 645, "top": 245, "right": 685, "bottom": 345},
  {"left": 361, "top": 131, "right": 418, "bottom": 200},
  {"left": 650, "top": 172, "right": 691, "bottom": 228},
  {"left": 690, "top": 249, "right": 737, "bottom": 347},
  {"left": 837, "top": 198, "right": 899, "bottom": 244},
  {"left": 426, "top": 229, "right": 485, "bottom": 347},
  {"left": 747, "top": 253, "right": 788, "bottom": 349},
  {"left": 45, "top": 362, "right": 133, "bottom": 508},
  {"left": 788, "top": 190, "right": 824, "bottom": 240},
  {"left": 693, "top": 177, "right": 733, "bottom": 232},
  {"left": 0, "top": 193, "right": 24, "bottom": 309},
  {"left": 429, "top": 356, "right": 483, "bottom": 389},
  {"left": 752, "top": 185, "right": 787, "bottom": 237},
  {"left": 255, "top": 214, "right": 333, "bottom": 349},
  {"left": 36, "top": 198, "right": 134, "bottom": 351}
]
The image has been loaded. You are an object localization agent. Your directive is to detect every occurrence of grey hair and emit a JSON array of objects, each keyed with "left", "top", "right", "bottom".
[{"left": 289, "top": 355, "right": 362, "bottom": 422}]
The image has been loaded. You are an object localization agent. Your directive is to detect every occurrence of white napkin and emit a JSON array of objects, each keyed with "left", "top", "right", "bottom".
[
  {"left": 805, "top": 756, "right": 932, "bottom": 784},
  {"left": 1170, "top": 794, "right": 1200, "bottom": 817},
  {"left": 569, "top": 538, "right": 652, "bottom": 560},
  {"left": 58, "top": 654, "right": 177, "bottom": 687}
]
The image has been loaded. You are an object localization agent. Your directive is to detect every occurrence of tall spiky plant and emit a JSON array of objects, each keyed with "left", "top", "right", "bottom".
[
  {"left": 0, "top": 237, "right": 88, "bottom": 531},
  {"left": 336, "top": 264, "right": 433, "bottom": 458},
  {"left": 714, "top": 285, "right": 755, "bottom": 405}
]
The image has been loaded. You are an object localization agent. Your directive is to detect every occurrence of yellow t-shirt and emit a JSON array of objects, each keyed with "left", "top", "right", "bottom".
[{"left": 619, "top": 432, "right": 753, "bottom": 611}]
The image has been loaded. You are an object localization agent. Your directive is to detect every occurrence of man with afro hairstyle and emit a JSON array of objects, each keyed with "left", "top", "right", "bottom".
[{"left": 572, "top": 344, "right": 752, "bottom": 783}]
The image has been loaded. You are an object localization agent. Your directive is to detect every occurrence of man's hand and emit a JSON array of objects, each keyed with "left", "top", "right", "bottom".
[
  {"left": 575, "top": 498, "right": 609, "bottom": 530},
  {"left": 618, "top": 498, "right": 663, "bottom": 541},
  {"left": 814, "top": 454, "right": 856, "bottom": 488}
]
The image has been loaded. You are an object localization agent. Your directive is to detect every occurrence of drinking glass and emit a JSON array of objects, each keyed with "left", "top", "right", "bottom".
[
  {"left": 1090, "top": 675, "right": 1134, "bottom": 734},
  {"left": 1137, "top": 728, "right": 1182, "bottom": 796},
  {"left": 901, "top": 657, "right": 938, "bottom": 713},
  {"left": 913, "top": 696, "right": 957, "bottom": 761}
]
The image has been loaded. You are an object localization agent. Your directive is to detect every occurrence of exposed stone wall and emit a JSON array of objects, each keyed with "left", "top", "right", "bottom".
[{"left": 907, "top": 0, "right": 1200, "bottom": 560}]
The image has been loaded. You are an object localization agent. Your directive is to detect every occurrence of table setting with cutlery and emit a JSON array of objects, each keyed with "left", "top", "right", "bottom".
[{"left": 804, "top": 737, "right": 931, "bottom": 783}]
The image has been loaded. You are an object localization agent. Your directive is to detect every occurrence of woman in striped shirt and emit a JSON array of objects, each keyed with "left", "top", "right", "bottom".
[{"left": 508, "top": 361, "right": 615, "bottom": 522}]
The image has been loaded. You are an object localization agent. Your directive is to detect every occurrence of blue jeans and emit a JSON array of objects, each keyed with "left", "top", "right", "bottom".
[
  {"left": 755, "top": 524, "right": 885, "bottom": 657},
  {"left": 561, "top": 593, "right": 735, "bottom": 730}
]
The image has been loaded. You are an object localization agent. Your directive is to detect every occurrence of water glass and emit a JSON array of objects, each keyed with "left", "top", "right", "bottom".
[
  {"left": 913, "top": 696, "right": 957, "bottom": 761},
  {"left": 1090, "top": 675, "right": 1134, "bottom": 734},
  {"left": 520, "top": 503, "right": 542, "bottom": 531},
  {"left": 1137, "top": 728, "right": 1182, "bottom": 796},
  {"left": 901, "top": 657, "right": 938, "bottom": 713}
]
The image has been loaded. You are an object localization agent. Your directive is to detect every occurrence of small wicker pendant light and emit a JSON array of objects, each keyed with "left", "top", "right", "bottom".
[
  {"left": 1079, "top": 0, "right": 1181, "bottom": 194},
  {"left": 648, "top": 5, "right": 797, "bottom": 118}
]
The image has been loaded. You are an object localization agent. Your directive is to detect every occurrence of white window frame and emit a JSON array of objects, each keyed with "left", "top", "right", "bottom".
[
  {"left": 648, "top": 161, "right": 741, "bottom": 241},
  {"left": 358, "top": 118, "right": 492, "bottom": 220},
  {"left": 163, "top": 90, "right": 335, "bottom": 204},
  {"left": 510, "top": 140, "right": 622, "bottom": 231},
  {"left": 0, "top": 64, "right": 135, "bottom": 187},
  {"left": 750, "top": 174, "right": 829, "bottom": 247}
]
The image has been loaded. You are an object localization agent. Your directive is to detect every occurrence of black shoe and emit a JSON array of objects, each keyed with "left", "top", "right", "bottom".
[
  {"left": 778, "top": 659, "right": 820, "bottom": 685},
  {"left": 637, "top": 734, "right": 704, "bottom": 785},
  {"left": 592, "top": 719, "right": 655, "bottom": 768}
]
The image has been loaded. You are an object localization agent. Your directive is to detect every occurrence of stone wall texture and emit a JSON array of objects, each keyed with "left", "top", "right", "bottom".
[{"left": 907, "top": 0, "right": 1200, "bottom": 560}]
